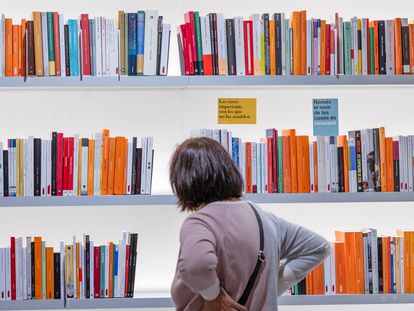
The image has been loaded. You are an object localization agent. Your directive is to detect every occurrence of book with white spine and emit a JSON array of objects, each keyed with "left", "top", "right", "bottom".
[
  {"left": 81, "top": 139, "right": 88, "bottom": 196},
  {"left": 73, "top": 135, "right": 79, "bottom": 196},
  {"left": 217, "top": 13, "right": 228, "bottom": 75},
  {"left": 94, "top": 17, "right": 102, "bottom": 76},
  {"left": 5, "top": 248, "right": 10, "bottom": 300},
  {"left": 41, "top": 140, "right": 47, "bottom": 196},
  {"left": 143, "top": 10, "right": 159, "bottom": 76},
  {"left": 234, "top": 17, "right": 245, "bottom": 75},
  {"left": 159, "top": 23, "right": 170, "bottom": 76},
  {"left": 361, "top": 18, "right": 368, "bottom": 75},
  {"left": 145, "top": 137, "right": 154, "bottom": 194},
  {"left": 281, "top": 13, "right": 286, "bottom": 75},
  {"left": 72, "top": 236, "right": 77, "bottom": 299},
  {"left": 140, "top": 138, "right": 147, "bottom": 194},
  {"left": 89, "top": 241, "right": 94, "bottom": 299},
  {"left": 323, "top": 246, "right": 331, "bottom": 294},
  {"left": 59, "top": 14, "right": 66, "bottom": 76}
]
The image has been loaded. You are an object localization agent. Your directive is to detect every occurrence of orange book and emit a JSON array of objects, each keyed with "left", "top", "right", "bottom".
[
  {"left": 373, "top": 21, "right": 379, "bottom": 74},
  {"left": 354, "top": 232, "right": 365, "bottom": 294},
  {"left": 397, "top": 230, "right": 411, "bottom": 293},
  {"left": 282, "top": 130, "right": 297, "bottom": 193},
  {"left": 282, "top": 136, "right": 291, "bottom": 193},
  {"left": 123, "top": 139, "right": 128, "bottom": 194},
  {"left": 114, "top": 137, "right": 126, "bottom": 195},
  {"left": 34, "top": 237, "right": 42, "bottom": 300},
  {"left": 382, "top": 236, "right": 390, "bottom": 294},
  {"left": 107, "top": 137, "right": 116, "bottom": 195},
  {"left": 12, "top": 25, "right": 20, "bottom": 76},
  {"left": 101, "top": 135, "right": 110, "bottom": 195},
  {"left": 300, "top": 10, "right": 307, "bottom": 75},
  {"left": 46, "top": 247, "right": 54, "bottom": 299},
  {"left": 337, "top": 136, "right": 349, "bottom": 192},
  {"left": 5, "top": 18, "right": 13, "bottom": 76},
  {"left": 245, "top": 142, "right": 252, "bottom": 193},
  {"left": 269, "top": 19, "right": 276, "bottom": 75},
  {"left": 395, "top": 18, "right": 403, "bottom": 74},
  {"left": 290, "top": 11, "right": 301, "bottom": 75},
  {"left": 313, "top": 141, "right": 318, "bottom": 193},
  {"left": 335, "top": 231, "right": 356, "bottom": 294},
  {"left": 87, "top": 139, "right": 95, "bottom": 195},
  {"left": 76, "top": 242, "right": 80, "bottom": 299},
  {"left": 379, "top": 127, "right": 387, "bottom": 192},
  {"left": 410, "top": 23, "right": 414, "bottom": 73},
  {"left": 108, "top": 242, "right": 114, "bottom": 297},
  {"left": 410, "top": 232, "right": 414, "bottom": 294},
  {"left": 21, "top": 19, "right": 27, "bottom": 77},
  {"left": 320, "top": 20, "right": 326, "bottom": 75},
  {"left": 306, "top": 272, "right": 313, "bottom": 295},
  {"left": 296, "top": 135, "right": 310, "bottom": 193},
  {"left": 334, "top": 241, "right": 347, "bottom": 294},
  {"left": 32, "top": 12, "right": 44, "bottom": 76},
  {"left": 385, "top": 138, "right": 394, "bottom": 192}
]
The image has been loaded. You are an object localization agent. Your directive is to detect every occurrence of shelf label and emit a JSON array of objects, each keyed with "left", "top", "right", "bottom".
[
  {"left": 313, "top": 98, "right": 339, "bottom": 136},
  {"left": 218, "top": 98, "right": 256, "bottom": 124}
]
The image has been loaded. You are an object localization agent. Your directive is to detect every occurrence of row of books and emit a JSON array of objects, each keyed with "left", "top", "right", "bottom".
[
  {"left": 0, "top": 10, "right": 170, "bottom": 77},
  {"left": 0, "top": 232, "right": 138, "bottom": 300},
  {"left": 287, "top": 229, "right": 413, "bottom": 295},
  {"left": 178, "top": 11, "right": 414, "bottom": 76},
  {"left": 0, "top": 130, "right": 154, "bottom": 197},
  {"left": 192, "top": 127, "right": 411, "bottom": 193}
]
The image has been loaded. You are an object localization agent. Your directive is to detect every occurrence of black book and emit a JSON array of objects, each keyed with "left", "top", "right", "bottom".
[
  {"left": 85, "top": 235, "right": 90, "bottom": 299},
  {"left": 156, "top": 16, "right": 163, "bottom": 76},
  {"left": 394, "top": 145, "right": 400, "bottom": 192},
  {"left": 31, "top": 242, "right": 35, "bottom": 298},
  {"left": 262, "top": 13, "right": 270, "bottom": 75},
  {"left": 34, "top": 138, "right": 41, "bottom": 196},
  {"left": 54, "top": 253, "right": 61, "bottom": 299},
  {"left": 208, "top": 13, "right": 219, "bottom": 75},
  {"left": 378, "top": 21, "right": 386, "bottom": 74},
  {"left": 377, "top": 237, "right": 383, "bottom": 293},
  {"left": 129, "top": 233, "right": 139, "bottom": 298},
  {"left": 373, "top": 129, "right": 381, "bottom": 192},
  {"left": 274, "top": 14, "right": 282, "bottom": 75},
  {"left": 127, "top": 234, "right": 135, "bottom": 297},
  {"left": 297, "top": 278, "right": 306, "bottom": 295},
  {"left": 337, "top": 147, "right": 345, "bottom": 192},
  {"left": 27, "top": 21, "right": 35, "bottom": 76},
  {"left": 3, "top": 150, "right": 8, "bottom": 197},
  {"left": 225, "top": 19, "right": 236, "bottom": 75},
  {"left": 64, "top": 25, "right": 70, "bottom": 76},
  {"left": 131, "top": 138, "right": 137, "bottom": 194},
  {"left": 402, "top": 19, "right": 410, "bottom": 73},
  {"left": 357, "top": 23, "right": 362, "bottom": 54},
  {"left": 135, "top": 148, "right": 142, "bottom": 194},
  {"left": 355, "top": 130, "right": 363, "bottom": 192},
  {"left": 51, "top": 132, "right": 57, "bottom": 195}
]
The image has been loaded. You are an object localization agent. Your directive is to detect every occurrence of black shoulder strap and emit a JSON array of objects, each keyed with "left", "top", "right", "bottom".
[{"left": 237, "top": 202, "right": 265, "bottom": 306}]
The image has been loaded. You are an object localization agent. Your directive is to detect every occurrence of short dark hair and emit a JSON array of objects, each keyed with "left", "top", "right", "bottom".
[{"left": 169, "top": 137, "right": 243, "bottom": 212}]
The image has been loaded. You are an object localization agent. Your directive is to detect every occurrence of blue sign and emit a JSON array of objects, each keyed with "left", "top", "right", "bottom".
[{"left": 313, "top": 98, "right": 339, "bottom": 136}]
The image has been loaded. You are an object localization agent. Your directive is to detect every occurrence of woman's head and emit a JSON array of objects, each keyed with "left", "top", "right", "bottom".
[{"left": 169, "top": 137, "right": 243, "bottom": 212}]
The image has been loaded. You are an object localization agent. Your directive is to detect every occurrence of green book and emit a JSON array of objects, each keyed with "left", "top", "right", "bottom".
[
  {"left": 46, "top": 12, "right": 55, "bottom": 76},
  {"left": 277, "top": 136, "right": 284, "bottom": 193},
  {"left": 293, "top": 283, "right": 299, "bottom": 295},
  {"left": 194, "top": 12, "right": 204, "bottom": 75},
  {"left": 369, "top": 26, "right": 375, "bottom": 74},
  {"left": 100, "top": 245, "right": 105, "bottom": 297},
  {"left": 343, "top": 22, "right": 352, "bottom": 75}
]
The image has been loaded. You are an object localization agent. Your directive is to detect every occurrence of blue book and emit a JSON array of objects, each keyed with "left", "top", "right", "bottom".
[
  {"left": 136, "top": 11, "right": 145, "bottom": 75},
  {"left": 100, "top": 245, "right": 105, "bottom": 297},
  {"left": 90, "top": 19, "right": 96, "bottom": 76},
  {"left": 68, "top": 20, "right": 79, "bottom": 76},
  {"left": 232, "top": 137, "right": 240, "bottom": 169},
  {"left": 113, "top": 246, "right": 118, "bottom": 296},
  {"left": 128, "top": 13, "right": 138, "bottom": 75}
]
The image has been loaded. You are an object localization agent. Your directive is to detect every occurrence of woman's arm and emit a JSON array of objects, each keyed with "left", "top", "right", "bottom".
[{"left": 274, "top": 216, "right": 330, "bottom": 296}]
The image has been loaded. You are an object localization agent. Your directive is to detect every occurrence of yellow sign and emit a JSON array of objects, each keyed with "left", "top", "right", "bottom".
[{"left": 218, "top": 98, "right": 257, "bottom": 124}]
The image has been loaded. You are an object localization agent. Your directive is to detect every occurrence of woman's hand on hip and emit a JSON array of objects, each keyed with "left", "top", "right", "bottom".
[{"left": 201, "top": 287, "right": 247, "bottom": 311}]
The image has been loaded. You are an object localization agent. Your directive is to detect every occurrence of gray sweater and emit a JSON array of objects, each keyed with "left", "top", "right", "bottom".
[{"left": 171, "top": 200, "right": 330, "bottom": 310}]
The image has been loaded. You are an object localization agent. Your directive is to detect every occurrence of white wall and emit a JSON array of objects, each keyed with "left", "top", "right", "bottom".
[{"left": 1, "top": 0, "right": 414, "bottom": 310}]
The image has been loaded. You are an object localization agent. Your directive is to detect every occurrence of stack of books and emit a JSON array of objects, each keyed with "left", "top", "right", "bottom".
[
  {"left": 179, "top": 11, "right": 414, "bottom": 76},
  {"left": 0, "top": 130, "right": 154, "bottom": 197},
  {"left": 0, "top": 232, "right": 138, "bottom": 300},
  {"left": 0, "top": 10, "right": 170, "bottom": 77},
  {"left": 192, "top": 127, "right": 413, "bottom": 194},
  {"left": 289, "top": 228, "right": 411, "bottom": 295}
]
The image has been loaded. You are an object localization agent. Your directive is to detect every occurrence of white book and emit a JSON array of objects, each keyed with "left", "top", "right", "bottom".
[
  {"left": 110, "top": 19, "right": 118, "bottom": 76},
  {"left": 281, "top": 13, "right": 286, "bottom": 75},
  {"left": 408, "top": 136, "right": 414, "bottom": 191},
  {"left": 105, "top": 245, "right": 109, "bottom": 298},
  {"left": 28, "top": 136, "right": 34, "bottom": 196},
  {"left": 17, "top": 238, "right": 23, "bottom": 301},
  {"left": 0, "top": 16, "right": 4, "bottom": 76},
  {"left": 41, "top": 12, "right": 49, "bottom": 76},
  {"left": 72, "top": 236, "right": 77, "bottom": 299},
  {"left": 0, "top": 142, "right": 3, "bottom": 196},
  {"left": 15, "top": 238, "right": 21, "bottom": 300},
  {"left": 251, "top": 14, "right": 261, "bottom": 75},
  {"left": 217, "top": 13, "right": 227, "bottom": 75},
  {"left": 143, "top": 10, "right": 159, "bottom": 76},
  {"left": 46, "top": 140, "right": 52, "bottom": 196},
  {"left": 220, "top": 129, "right": 228, "bottom": 152},
  {"left": 101, "top": 17, "right": 107, "bottom": 76},
  {"left": 5, "top": 248, "right": 10, "bottom": 300},
  {"left": 81, "top": 139, "right": 88, "bottom": 195},
  {"left": 89, "top": 241, "right": 94, "bottom": 299},
  {"left": 348, "top": 132, "right": 358, "bottom": 193},
  {"left": 104, "top": 19, "right": 110, "bottom": 76},
  {"left": 59, "top": 241, "right": 65, "bottom": 300},
  {"left": 309, "top": 143, "right": 315, "bottom": 192},
  {"left": 385, "top": 21, "right": 392, "bottom": 75},
  {"left": 234, "top": 17, "right": 245, "bottom": 75},
  {"left": 26, "top": 237, "right": 32, "bottom": 299},
  {"left": 140, "top": 138, "right": 147, "bottom": 194},
  {"left": 323, "top": 248, "right": 331, "bottom": 294},
  {"left": 59, "top": 14, "right": 65, "bottom": 76},
  {"left": 41, "top": 140, "right": 47, "bottom": 196},
  {"left": 330, "top": 244, "right": 336, "bottom": 294},
  {"left": 95, "top": 17, "right": 103, "bottom": 76},
  {"left": 387, "top": 20, "right": 395, "bottom": 74},
  {"left": 200, "top": 16, "right": 211, "bottom": 72},
  {"left": 227, "top": 131, "right": 233, "bottom": 156},
  {"left": 338, "top": 17, "right": 344, "bottom": 74},
  {"left": 306, "top": 20, "right": 312, "bottom": 75},
  {"left": 80, "top": 244, "right": 84, "bottom": 299},
  {"left": 212, "top": 130, "right": 220, "bottom": 143},
  {"left": 0, "top": 249, "right": 5, "bottom": 300},
  {"left": 94, "top": 133, "right": 102, "bottom": 196},
  {"left": 399, "top": 236, "right": 404, "bottom": 293},
  {"left": 126, "top": 142, "right": 133, "bottom": 194},
  {"left": 317, "top": 137, "right": 325, "bottom": 192},
  {"left": 73, "top": 135, "right": 79, "bottom": 196},
  {"left": 145, "top": 137, "right": 154, "bottom": 194},
  {"left": 159, "top": 23, "right": 170, "bottom": 76},
  {"left": 119, "top": 232, "right": 128, "bottom": 298},
  {"left": 362, "top": 233, "right": 369, "bottom": 293},
  {"left": 361, "top": 18, "right": 368, "bottom": 75}
]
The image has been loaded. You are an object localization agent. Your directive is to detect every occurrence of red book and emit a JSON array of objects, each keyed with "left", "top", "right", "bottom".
[
  {"left": 53, "top": 12, "right": 61, "bottom": 76},
  {"left": 184, "top": 12, "right": 197, "bottom": 73},
  {"left": 68, "top": 137, "right": 74, "bottom": 194},
  {"left": 325, "top": 24, "right": 331, "bottom": 75},
  {"left": 56, "top": 133, "right": 64, "bottom": 196},
  {"left": 243, "top": 20, "right": 254, "bottom": 75},
  {"left": 80, "top": 14, "right": 91, "bottom": 75},
  {"left": 180, "top": 24, "right": 190, "bottom": 75},
  {"left": 185, "top": 23, "right": 195, "bottom": 75},
  {"left": 63, "top": 137, "right": 68, "bottom": 194},
  {"left": 10, "top": 237, "right": 16, "bottom": 300},
  {"left": 330, "top": 28, "right": 335, "bottom": 74},
  {"left": 124, "top": 245, "right": 130, "bottom": 298},
  {"left": 272, "top": 130, "right": 278, "bottom": 193},
  {"left": 94, "top": 247, "right": 100, "bottom": 298}
]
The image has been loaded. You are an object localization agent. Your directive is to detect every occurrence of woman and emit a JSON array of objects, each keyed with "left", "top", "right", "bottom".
[{"left": 170, "top": 137, "right": 330, "bottom": 311}]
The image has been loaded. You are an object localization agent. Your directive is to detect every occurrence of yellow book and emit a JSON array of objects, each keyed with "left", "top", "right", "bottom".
[
  {"left": 118, "top": 11, "right": 126, "bottom": 75},
  {"left": 65, "top": 245, "right": 74, "bottom": 299},
  {"left": 357, "top": 19, "right": 362, "bottom": 75}
]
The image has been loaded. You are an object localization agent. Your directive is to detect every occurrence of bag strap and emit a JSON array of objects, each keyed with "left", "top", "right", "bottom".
[{"left": 237, "top": 202, "right": 265, "bottom": 306}]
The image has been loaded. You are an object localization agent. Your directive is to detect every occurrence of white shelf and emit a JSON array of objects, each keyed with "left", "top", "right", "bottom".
[
  {"left": 2, "top": 75, "right": 414, "bottom": 88},
  {"left": 0, "top": 192, "right": 414, "bottom": 207},
  {"left": 1, "top": 295, "right": 414, "bottom": 309}
]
